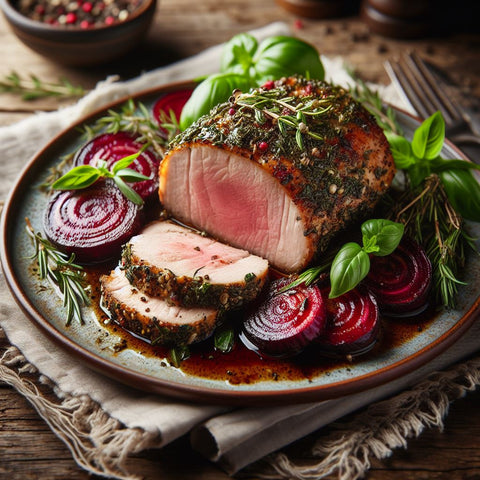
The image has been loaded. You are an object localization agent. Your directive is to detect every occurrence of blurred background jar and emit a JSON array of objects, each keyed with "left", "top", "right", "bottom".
[
  {"left": 275, "top": 0, "right": 360, "bottom": 19},
  {"left": 360, "top": 0, "right": 479, "bottom": 38}
]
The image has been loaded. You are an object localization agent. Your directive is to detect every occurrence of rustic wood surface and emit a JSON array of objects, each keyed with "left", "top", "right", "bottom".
[{"left": 1, "top": 0, "right": 479, "bottom": 478}]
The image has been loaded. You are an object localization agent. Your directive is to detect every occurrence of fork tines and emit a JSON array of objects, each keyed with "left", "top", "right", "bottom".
[{"left": 384, "top": 51, "right": 463, "bottom": 125}]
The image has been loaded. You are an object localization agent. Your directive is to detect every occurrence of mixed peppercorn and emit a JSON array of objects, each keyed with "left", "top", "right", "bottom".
[{"left": 15, "top": 0, "right": 145, "bottom": 28}]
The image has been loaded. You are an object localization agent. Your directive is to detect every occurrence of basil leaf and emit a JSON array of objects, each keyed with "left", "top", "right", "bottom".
[
  {"left": 385, "top": 132, "right": 415, "bottom": 169},
  {"left": 412, "top": 111, "right": 445, "bottom": 160},
  {"left": 51, "top": 165, "right": 101, "bottom": 190},
  {"left": 439, "top": 169, "right": 480, "bottom": 222},
  {"left": 179, "top": 72, "right": 252, "bottom": 130},
  {"left": 329, "top": 243, "right": 370, "bottom": 298},
  {"left": 111, "top": 151, "right": 141, "bottom": 174},
  {"left": 115, "top": 168, "right": 150, "bottom": 182},
  {"left": 252, "top": 36, "right": 324, "bottom": 84},
  {"left": 407, "top": 160, "right": 431, "bottom": 188},
  {"left": 214, "top": 324, "right": 235, "bottom": 353},
  {"left": 361, "top": 219, "right": 404, "bottom": 256},
  {"left": 112, "top": 176, "right": 144, "bottom": 205},
  {"left": 220, "top": 33, "right": 258, "bottom": 77},
  {"left": 430, "top": 157, "right": 480, "bottom": 173}
]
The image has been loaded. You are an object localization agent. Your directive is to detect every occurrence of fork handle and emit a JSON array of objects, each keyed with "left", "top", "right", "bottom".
[{"left": 450, "top": 133, "right": 480, "bottom": 145}]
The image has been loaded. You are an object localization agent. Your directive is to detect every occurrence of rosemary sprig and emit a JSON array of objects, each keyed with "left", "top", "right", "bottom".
[
  {"left": 84, "top": 98, "right": 178, "bottom": 158},
  {"left": 232, "top": 89, "right": 332, "bottom": 150},
  {"left": 25, "top": 218, "right": 90, "bottom": 325},
  {"left": 384, "top": 175, "right": 476, "bottom": 308},
  {"left": 1, "top": 72, "right": 85, "bottom": 101},
  {"left": 347, "top": 70, "right": 402, "bottom": 135}
]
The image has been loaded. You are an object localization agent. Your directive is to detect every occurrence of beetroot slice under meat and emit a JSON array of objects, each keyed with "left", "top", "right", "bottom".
[
  {"left": 241, "top": 277, "right": 327, "bottom": 358},
  {"left": 44, "top": 180, "right": 144, "bottom": 264},
  {"left": 363, "top": 237, "right": 432, "bottom": 317},
  {"left": 74, "top": 132, "right": 160, "bottom": 201},
  {"left": 316, "top": 286, "right": 380, "bottom": 357},
  {"left": 152, "top": 89, "right": 193, "bottom": 135}
]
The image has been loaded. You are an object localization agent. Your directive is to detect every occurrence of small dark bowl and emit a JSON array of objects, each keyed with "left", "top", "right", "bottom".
[{"left": 0, "top": 0, "right": 157, "bottom": 66}]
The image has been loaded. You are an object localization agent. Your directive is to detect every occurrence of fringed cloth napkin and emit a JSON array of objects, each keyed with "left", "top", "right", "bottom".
[{"left": 1, "top": 22, "right": 479, "bottom": 480}]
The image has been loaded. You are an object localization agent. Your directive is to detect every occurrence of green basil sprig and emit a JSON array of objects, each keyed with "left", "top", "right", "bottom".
[
  {"left": 386, "top": 111, "right": 480, "bottom": 221},
  {"left": 329, "top": 219, "right": 404, "bottom": 298},
  {"left": 51, "top": 150, "right": 149, "bottom": 206},
  {"left": 179, "top": 33, "right": 325, "bottom": 130}
]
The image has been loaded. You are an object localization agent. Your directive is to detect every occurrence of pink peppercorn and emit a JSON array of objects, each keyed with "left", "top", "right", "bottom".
[
  {"left": 82, "top": 2, "right": 93, "bottom": 13},
  {"left": 262, "top": 80, "right": 275, "bottom": 91},
  {"left": 258, "top": 141, "right": 269, "bottom": 152},
  {"left": 104, "top": 15, "right": 115, "bottom": 25},
  {"left": 228, "top": 108, "right": 236, "bottom": 115},
  {"left": 80, "top": 20, "right": 90, "bottom": 28},
  {"left": 65, "top": 12, "right": 77, "bottom": 24}
]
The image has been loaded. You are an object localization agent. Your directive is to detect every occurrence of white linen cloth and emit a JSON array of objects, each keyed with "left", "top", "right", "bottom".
[{"left": 0, "top": 21, "right": 479, "bottom": 479}]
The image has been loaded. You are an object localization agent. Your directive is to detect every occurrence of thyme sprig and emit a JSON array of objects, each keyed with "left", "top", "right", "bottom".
[
  {"left": 1, "top": 72, "right": 85, "bottom": 101},
  {"left": 84, "top": 98, "right": 178, "bottom": 158},
  {"left": 25, "top": 218, "right": 90, "bottom": 325},
  {"left": 384, "top": 175, "right": 476, "bottom": 308},
  {"left": 232, "top": 89, "right": 333, "bottom": 150}
]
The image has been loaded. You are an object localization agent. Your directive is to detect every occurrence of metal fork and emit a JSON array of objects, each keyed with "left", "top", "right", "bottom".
[{"left": 384, "top": 52, "right": 480, "bottom": 145}]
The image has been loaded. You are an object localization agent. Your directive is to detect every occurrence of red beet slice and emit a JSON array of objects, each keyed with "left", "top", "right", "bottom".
[
  {"left": 44, "top": 180, "right": 144, "bottom": 264},
  {"left": 241, "top": 277, "right": 327, "bottom": 358},
  {"left": 152, "top": 89, "right": 193, "bottom": 135},
  {"left": 316, "top": 286, "right": 380, "bottom": 357},
  {"left": 363, "top": 237, "right": 432, "bottom": 317},
  {"left": 74, "top": 132, "right": 159, "bottom": 201}
]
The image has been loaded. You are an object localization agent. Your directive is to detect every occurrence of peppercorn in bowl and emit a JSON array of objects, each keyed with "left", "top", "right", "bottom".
[{"left": 0, "top": 0, "right": 157, "bottom": 66}]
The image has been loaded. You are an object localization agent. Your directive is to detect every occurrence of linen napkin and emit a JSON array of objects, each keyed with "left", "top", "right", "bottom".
[{"left": 1, "top": 21, "right": 479, "bottom": 480}]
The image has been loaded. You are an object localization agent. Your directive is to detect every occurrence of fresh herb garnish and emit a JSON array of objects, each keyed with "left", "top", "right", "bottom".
[
  {"left": 387, "top": 111, "right": 480, "bottom": 221},
  {"left": 385, "top": 175, "right": 475, "bottom": 308},
  {"left": 0, "top": 71, "right": 85, "bottom": 101},
  {"left": 168, "top": 345, "right": 190, "bottom": 367},
  {"left": 329, "top": 219, "right": 404, "bottom": 298},
  {"left": 25, "top": 218, "right": 90, "bottom": 326},
  {"left": 51, "top": 149, "right": 149, "bottom": 205},
  {"left": 180, "top": 33, "right": 325, "bottom": 130},
  {"left": 280, "top": 219, "right": 404, "bottom": 298},
  {"left": 84, "top": 98, "right": 178, "bottom": 158},
  {"left": 214, "top": 323, "right": 235, "bottom": 353},
  {"left": 231, "top": 88, "right": 332, "bottom": 150}
]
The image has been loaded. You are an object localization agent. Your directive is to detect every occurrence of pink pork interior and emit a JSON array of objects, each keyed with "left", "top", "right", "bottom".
[{"left": 159, "top": 145, "right": 309, "bottom": 273}]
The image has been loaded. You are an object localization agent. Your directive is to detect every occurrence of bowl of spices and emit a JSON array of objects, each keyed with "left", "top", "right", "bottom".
[{"left": 0, "top": 0, "right": 157, "bottom": 66}]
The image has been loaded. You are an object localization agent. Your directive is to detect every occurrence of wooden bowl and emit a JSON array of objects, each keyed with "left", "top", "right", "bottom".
[{"left": 0, "top": 0, "right": 157, "bottom": 66}]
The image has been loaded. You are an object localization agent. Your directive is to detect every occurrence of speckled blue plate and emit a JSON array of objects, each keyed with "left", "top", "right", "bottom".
[{"left": 1, "top": 81, "right": 479, "bottom": 405}]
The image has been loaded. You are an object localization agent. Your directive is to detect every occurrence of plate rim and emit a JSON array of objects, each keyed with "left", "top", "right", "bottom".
[{"left": 1, "top": 80, "right": 479, "bottom": 406}]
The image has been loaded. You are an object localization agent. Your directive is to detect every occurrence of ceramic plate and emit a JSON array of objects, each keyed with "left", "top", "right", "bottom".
[{"left": 2, "top": 81, "right": 479, "bottom": 405}]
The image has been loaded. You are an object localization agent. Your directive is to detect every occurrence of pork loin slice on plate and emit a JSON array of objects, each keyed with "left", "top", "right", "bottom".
[
  {"left": 159, "top": 76, "right": 395, "bottom": 273},
  {"left": 101, "top": 267, "right": 220, "bottom": 346},
  {"left": 122, "top": 220, "right": 269, "bottom": 309}
]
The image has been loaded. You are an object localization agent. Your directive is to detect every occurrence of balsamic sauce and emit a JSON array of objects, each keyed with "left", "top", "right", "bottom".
[{"left": 88, "top": 268, "right": 436, "bottom": 385}]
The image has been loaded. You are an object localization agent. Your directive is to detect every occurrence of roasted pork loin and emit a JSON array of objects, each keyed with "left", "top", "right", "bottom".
[
  {"left": 101, "top": 267, "right": 220, "bottom": 346},
  {"left": 122, "top": 220, "right": 269, "bottom": 309},
  {"left": 159, "top": 76, "right": 395, "bottom": 273}
]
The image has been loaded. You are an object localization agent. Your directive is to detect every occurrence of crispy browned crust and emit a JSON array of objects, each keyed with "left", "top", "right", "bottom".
[
  {"left": 100, "top": 273, "right": 219, "bottom": 346},
  {"left": 166, "top": 76, "right": 395, "bottom": 269},
  {"left": 121, "top": 243, "right": 268, "bottom": 310}
]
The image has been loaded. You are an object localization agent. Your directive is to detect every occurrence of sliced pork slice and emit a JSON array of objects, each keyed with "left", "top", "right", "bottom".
[
  {"left": 101, "top": 267, "right": 220, "bottom": 346},
  {"left": 122, "top": 220, "right": 269, "bottom": 309},
  {"left": 159, "top": 76, "right": 395, "bottom": 273}
]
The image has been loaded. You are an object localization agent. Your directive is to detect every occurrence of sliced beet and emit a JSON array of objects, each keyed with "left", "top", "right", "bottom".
[
  {"left": 73, "top": 132, "right": 160, "bottom": 201},
  {"left": 152, "top": 89, "right": 193, "bottom": 135},
  {"left": 316, "top": 286, "right": 380, "bottom": 357},
  {"left": 44, "top": 179, "right": 144, "bottom": 264},
  {"left": 363, "top": 237, "right": 432, "bottom": 317},
  {"left": 241, "top": 277, "right": 327, "bottom": 358}
]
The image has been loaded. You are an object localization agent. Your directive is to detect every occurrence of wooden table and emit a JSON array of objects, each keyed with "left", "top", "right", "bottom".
[{"left": 1, "top": 0, "right": 479, "bottom": 478}]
